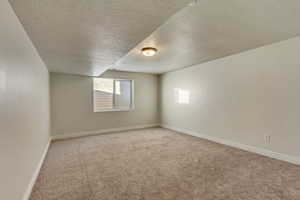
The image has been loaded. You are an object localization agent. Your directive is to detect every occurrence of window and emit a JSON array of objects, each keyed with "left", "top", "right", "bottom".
[{"left": 93, "top": 78, "right": 134, "bottom": 112}]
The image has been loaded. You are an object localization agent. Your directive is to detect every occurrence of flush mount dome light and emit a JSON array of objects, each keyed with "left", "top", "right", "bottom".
[{"left": 141, "top": 47, "right": 157, "bottom": 57}]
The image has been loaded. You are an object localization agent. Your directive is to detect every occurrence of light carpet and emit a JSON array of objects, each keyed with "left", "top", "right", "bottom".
[{"left": 30, "top": 128, "right": 300, "bottom": 200}]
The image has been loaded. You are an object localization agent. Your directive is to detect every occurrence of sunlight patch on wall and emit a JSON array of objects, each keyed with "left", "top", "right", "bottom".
[{"left": 174, "top": 88, "right": 190, "bottom": 104}]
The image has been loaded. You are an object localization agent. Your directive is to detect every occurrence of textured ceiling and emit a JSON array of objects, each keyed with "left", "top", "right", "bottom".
[
  {"left": 8, "top": 0, "right": 191, "bottom": 76},
  {"left": 114, "top": 0, "right": 300, "bottom": 73}
]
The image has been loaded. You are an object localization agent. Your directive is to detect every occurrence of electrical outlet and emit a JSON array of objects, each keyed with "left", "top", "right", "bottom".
[
  {"left": 0, "top": 68, "right": 6, "bottom": 92},
  {"left": 264, "top": 134, "right": 271, "bottom": 144}
]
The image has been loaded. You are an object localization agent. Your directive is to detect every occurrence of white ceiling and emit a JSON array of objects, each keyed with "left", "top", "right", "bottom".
[
  {"left": 114, "top": 0, "right": 300, "bottom": 74},
  {"left": 8, "top": 0, "right": 192, "bottom": 76}
]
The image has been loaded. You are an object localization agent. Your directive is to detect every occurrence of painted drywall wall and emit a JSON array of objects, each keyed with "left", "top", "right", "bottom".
[
  {"left": 160, "top": 36, "right": 300, "bottom": 159},
  {"left": 50, "top": 70, "right": 159, "bottom": 137},
  {"left": 0, "top": 1, "right": 50, "bottom": 200}
]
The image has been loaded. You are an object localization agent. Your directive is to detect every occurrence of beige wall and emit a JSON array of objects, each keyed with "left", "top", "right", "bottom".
[
  {"left": 160, "top": 36, "right": 300, "bottom": 158},
  {"left": 50, "top": 70, "right": 159, "bottom": 137},
  {"left": 0, "top": 1, "right": 50, "bottom": 200}
]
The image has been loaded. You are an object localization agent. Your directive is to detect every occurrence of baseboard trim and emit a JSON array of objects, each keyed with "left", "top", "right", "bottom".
[
  {"left": 52, "top": 124, "right": 160, "bottom": 140},
  {"left": 160, "top": 124, "right": 300, "bottom": 166},
  {"left": 23, "top": 138, "right": 51, "bottom": 200}
]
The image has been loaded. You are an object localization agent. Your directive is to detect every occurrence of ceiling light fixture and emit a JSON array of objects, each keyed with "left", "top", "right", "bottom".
[{"left": 141, "top": 47, "right": 157, "bottom": 57}]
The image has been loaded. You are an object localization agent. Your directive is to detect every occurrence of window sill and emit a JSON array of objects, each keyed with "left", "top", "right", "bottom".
[{"left": 94, "top": 108, "right": 134, "bottom": 113}]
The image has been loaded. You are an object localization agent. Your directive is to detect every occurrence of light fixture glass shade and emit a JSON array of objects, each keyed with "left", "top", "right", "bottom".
[{"left": 141, "top": 47, "right": 157, "bottom": 56}]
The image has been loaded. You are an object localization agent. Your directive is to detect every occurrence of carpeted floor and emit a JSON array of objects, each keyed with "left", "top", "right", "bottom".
[{"left": 30, "top": 128, "right": 300, "bottom": 200}]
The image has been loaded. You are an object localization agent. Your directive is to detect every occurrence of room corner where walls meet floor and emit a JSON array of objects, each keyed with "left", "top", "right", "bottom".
[{"left": 30, "top": 128, "right": 300, "bottom": 200}]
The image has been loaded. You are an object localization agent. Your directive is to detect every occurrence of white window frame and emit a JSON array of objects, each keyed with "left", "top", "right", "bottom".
[{"left": 93, "top": 78, "right": 135, "bottom": 112}]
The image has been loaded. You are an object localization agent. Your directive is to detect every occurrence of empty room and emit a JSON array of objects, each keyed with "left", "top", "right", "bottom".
[{"left": 1, "top": 0, "right": 300, "bottom": 199}]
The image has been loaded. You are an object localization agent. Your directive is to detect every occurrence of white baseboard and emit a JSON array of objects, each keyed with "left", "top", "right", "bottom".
[
  {"left": 23, "top": 138, "right": 51, "bottom": 200},
  {"left": 160, "top": 124, "right": 300, "bottom": 166},
  {"left": 52, "top": 124, "right": 160, "bottom": 140}
]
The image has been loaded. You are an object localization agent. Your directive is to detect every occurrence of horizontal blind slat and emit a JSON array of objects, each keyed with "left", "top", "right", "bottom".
[{"left": 94, "top": 90, "right": 113, "bottom": 110}]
